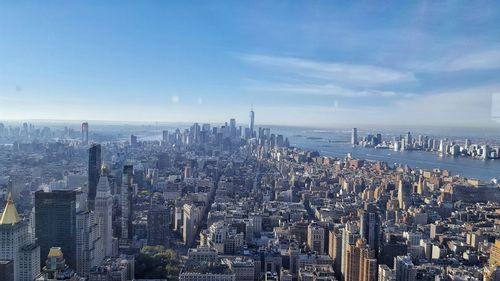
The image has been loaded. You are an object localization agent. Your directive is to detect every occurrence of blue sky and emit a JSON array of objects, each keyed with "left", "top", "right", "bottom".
[{"left": 1, "top": 1, "right": 500, "bottom": 127}]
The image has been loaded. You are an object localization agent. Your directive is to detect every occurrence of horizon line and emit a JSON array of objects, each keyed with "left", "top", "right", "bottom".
[{"left": 1, "top": 117, "right": 500, "bottom": 130}]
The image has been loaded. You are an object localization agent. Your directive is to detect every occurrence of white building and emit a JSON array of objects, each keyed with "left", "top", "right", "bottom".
[
  {"left": 0, "top": 193, "right": 41, "bottom": 281},
  {"left": 95, "top": 175, "right": 114, "bottom": 257}
]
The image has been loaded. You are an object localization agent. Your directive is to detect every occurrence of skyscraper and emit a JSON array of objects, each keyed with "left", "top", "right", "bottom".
[
  {"left": 183, "top": 203, "right": 202, "bottom": 247},
  {"left": 352, "top": 128, "right": 358, "bottom": 145},
  {"left": 397, "top": 180, "right": 412, "bottom": 210},
  {"left": 345, "top": 239, "right": 377, "bottom": 281},
  {"left": 76, "top": 207, "right": 102, "bottom": 277},
  {"left": 121, "top": 165, "right": 134, "bottom": 246},
  {"left": 95, "top": 174, "right": 113, "bottom": 257},
  {"left": 342, "top": 222, "right": 360, "bottom": 280},
  {"left": 147, "top": 206, "right": 171, "bottom": 247},
  {"left": 229, "top": 118, "right": 237, "bottom": 138},
  {"left": 81, "top": 122, "right": 89, "bottom": 145},
  {"left": 0, "top": 193, "right": 41, "bottom": 281},
  {"left": 328, "top": 228, "right": 343, "bottom": 280},
  {"left": 162, "top": 130, "right": 169, "bottom": 143},
  {"left": 88, "top": 144, "right": 101, "bottom": 211},
  {"left": 35, "top": 190, "right": 77, "bottom": 270},
  {"left": 249, "top": 107, "right": 255, "bottom": 138},
  {"left": 360, "top": 204, "right": 380, "bottom": 254}
]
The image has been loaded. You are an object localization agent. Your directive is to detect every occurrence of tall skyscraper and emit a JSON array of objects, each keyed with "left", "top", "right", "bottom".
[
  {"left": 183, "top": 203, "right": 202, "bottom": 247},
  {"left": 95, "top": 174, "right": 113, "bottom": 257},
  {"left": 0, "top": 193, "right": 41, "bottom": 281},
  {"left": 345, "top": 239, "right": 377, "bottom": 281},
  {"left": 328, "top": 228, "right": 343, "bottom": 280},
  {"left": 397, "top": 180, "right": 412, "bottom": 210},
  {"left": 81, "top": 122, "right": 89, "bottom": 145},
  {"left": 147, "top": 206, "right": 171, "bottom": 247},
  {"left": 229, "top": 118, "right": 237, "bottom": 138},
  {"left": 162, "top": 130, "right": 169, "bottom": 143},
  {"left": 249, "top": 107, "right": 255, "bottom": 138},
  {"left": 130, "top": 134, "right": 138, "bottom": 146},
  {"left": 342, "top": 222, "right": 360, "bottom": 280},
  {"left": 35, "top": 190, "right": 77, "bottom": 270},
  {"left": 121, "top": 165, "right": 134, "bottom": 246},
  {"left": 76, "top": 204, "right": 103, "bottom": 277},
  {"left": 352, "top": 128, "right": 358, "bottom": 145},
  {"left": 360, "top": 204, "right": 380, "bottom": 254},
  {"left": 88, "top": 144, "right": 102, "bottom": 211}
]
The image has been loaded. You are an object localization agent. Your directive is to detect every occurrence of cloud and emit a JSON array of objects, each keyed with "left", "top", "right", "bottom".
[
  {"left": 447, "top": 50, "right": 500, "bottom": 71},
  {"left": 197, "top": 97, "right": 203, "bottom": 105},
  {"left": 388, "top": 85, "right": 500, "bottom": 126},
  {"left": 248, "top": 81, "right": 412, "bottom": 98},
  {"left": 241, "top": 54, "right": 415, "bottom": 85},
  {"left": 411, "top": 48, "right": 500, "bottom": 73},
  {"left": 171, "top": 95, "right": 180, "bottom": 104}
]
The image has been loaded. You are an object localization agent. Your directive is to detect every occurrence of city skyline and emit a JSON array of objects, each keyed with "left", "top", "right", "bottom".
[
  {"left": 2, "top": 2, "right": 500, "bottom": 281},
  {"left": 2, "top": 2, "right": 500, "bottom": 127}
]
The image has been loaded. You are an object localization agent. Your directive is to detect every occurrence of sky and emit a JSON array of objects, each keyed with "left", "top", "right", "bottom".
[{"left": 1, "top": 1, "right": 500, "bottom": 128}]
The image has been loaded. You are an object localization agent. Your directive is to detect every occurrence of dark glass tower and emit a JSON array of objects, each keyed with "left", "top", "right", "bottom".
[
  {"left": 121, "top": 165, "right": 134, "bottom": 243},
  {"left": 35, "top": 190, "right": 77, "bottom": 270},
  {"left": 88, "top": 144, "right": 101, "bottom": 210},
  {"left": 360, "top": 203, "right": 381, "bottom": 255},
  {"left": 147, "top": 206, "right": 171, "bottom": 247}
]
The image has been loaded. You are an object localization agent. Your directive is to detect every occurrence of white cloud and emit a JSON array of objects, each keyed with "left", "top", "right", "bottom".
[
  {"left": 249, "top": 81, "right": 411, "bottom": 98},
  {"left": 410, "top": 49, "right": 500, "bottom": 73},
  {"left": 388, "top": 85, "right": 500, "bottom": 126},
  {"left": 241, "top": 54, "right": 415, "bottom": 85},
  {"left": 171, "top": 95, "right": 180, "bottom": 104},
  {"left": 447, "top": 49, "right": 500, "bottom": 71}
]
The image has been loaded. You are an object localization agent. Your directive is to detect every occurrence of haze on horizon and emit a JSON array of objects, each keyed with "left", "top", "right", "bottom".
[{"left": 1, "top": 1, "right": 500, "bottom": 128}]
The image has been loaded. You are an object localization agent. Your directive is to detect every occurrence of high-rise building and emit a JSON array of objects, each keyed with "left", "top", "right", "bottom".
[
  {"left": 345, "top": 239, "right": 376, "bottom": 281},
  {"left": 397, "top": 180, "right": 412, "bottom": 210},
  {"left": 81, "top": 122, "right": 89, "bottom": 145},
  {"left": 249, "top": 107, "right": 255, "bottom": 138},
  {"left": 394, "top": 256, "right": 416, "bottom": 281},
  {"left": 328, "top": 228, "right": 343, "bottom": 280},
  {"left": 88, "top": 144, "right": 102, "bottom": 211},
  {"left": 342, "top": 222, "right": 360, "bottom": 280},
  {"left": 0, "top": 193, "right": 41, "bottom": 281},
  {"left": 120, "top": 165, "right": 134, "bottom": 246},
  {"left": 352, "top": 128, "right": 358, "bottom": 145},
  {"left": 147, "top": 207, "right": 171, "bottom": 247},
  {"left": 183, "top": 203, "right": 203, "bottom": 247},
  {"left": 35, "top": 190, "right": 77, "bottom": 270},
  {"left": 485, "top": 239, "right": 500, "bottom": 281},
  {"left": 307, "top": 222, "right": 325, "bottom": 254},
  {"left": 76, "top": 208, "right": 103, "bottom": 277},
  {"left": 229, "top": 118, "right": 237, "bottom": 138},
  {"left": 130, "top": 134, "right": 138, "bottom": 146},
  {"left": 360, "top": 204, "right": 380, "bottom": 254},
  {"left": 162, "top": 130, "right": 169, "bottom": 142},
  {"left": 95, "top": 175, "right": 113, "bottom": 257}
]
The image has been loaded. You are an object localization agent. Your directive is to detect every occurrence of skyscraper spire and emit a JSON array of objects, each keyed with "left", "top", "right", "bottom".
[
  {"left": 0, "top": 192, "right": 21, "bottom": 225},
  {"left": 249, "top": 106, "right": 255, "bottom": 138}
]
